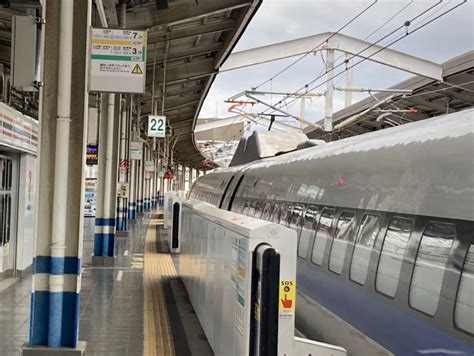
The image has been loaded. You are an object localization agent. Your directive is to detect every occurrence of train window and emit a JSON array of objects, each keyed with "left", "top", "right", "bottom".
[
  {"left": 270, "top": 203, "right": 281, "bottom": 223},
  {"left": 455, "top": 240, "right": 474, "bottom": 334},
  {"left": 409, "top": 222, "right": 455, "bottom": 316},
  {"left": 350, "top": 214, "right": 381, "bottom": 285},
  {"left": 254, "top": 200, "right": 264, "bottom": 218},
  {"left": 243, "top": 200, "right": 252, "bottom": 215},
  {"left": 376, "top": 217, "right": 413, "bottom": 298},
  {"left": 261, "top": 202, "right": 272, "bottom": 221},
  {"left": 298, "top": 206, "right": 319, "bottom": 258},
  {"left": 290, "top": 205, "right": 304, "bottom": 227},
  {"left": 311, "top": 208, "right": 335, "bottom": 266},
  {"left": 280, "top": 204, "right": 290, "bottom": 226},
  {"left": 329, "top": 211, "right": 356, "bottom": 275}
]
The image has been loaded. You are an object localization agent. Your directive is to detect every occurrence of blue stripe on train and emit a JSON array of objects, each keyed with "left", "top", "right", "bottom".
[{"left": 296, "top": 262, "right": 474, "bottom": 355}]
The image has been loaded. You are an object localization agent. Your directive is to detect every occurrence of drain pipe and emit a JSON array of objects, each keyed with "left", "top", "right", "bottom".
[
  {"left": 103, "top": 93, "right": 115, "bottom": 220},
  {"left": 49, "top": 0, "right": 74, "bottom": 347}
]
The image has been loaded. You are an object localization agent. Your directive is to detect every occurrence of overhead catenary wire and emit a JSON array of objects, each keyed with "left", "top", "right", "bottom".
[
  {"left": 252, "top": 0, "right": 380, "bottom": 91},
  {"left": 221, "top": 0, "right": 467, "bottom": 151},
  {"left": 222, "top": 0, "right": 413, "bottom": 144},
  {"left": 262, "top": 0, "right": 464, "bottom": 119}
]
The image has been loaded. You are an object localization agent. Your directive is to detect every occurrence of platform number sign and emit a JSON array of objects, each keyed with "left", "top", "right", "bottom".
[{"left": 148, "top": 115, "right": 166, "bottom": 138}]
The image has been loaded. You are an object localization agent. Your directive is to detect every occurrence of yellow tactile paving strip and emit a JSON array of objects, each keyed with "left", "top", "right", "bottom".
[{"left": 143, "top": 217, "right": 177, "bottom": 356}]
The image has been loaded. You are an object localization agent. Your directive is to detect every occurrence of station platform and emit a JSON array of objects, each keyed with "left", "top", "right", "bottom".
[{"left": 0, "top": 211, "right": 212, "bottom": 356}]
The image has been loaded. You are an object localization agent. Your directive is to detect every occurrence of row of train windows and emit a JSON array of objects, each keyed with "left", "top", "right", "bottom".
[{"left": 241, "top": 199, "right": 474, "bottom": 335}]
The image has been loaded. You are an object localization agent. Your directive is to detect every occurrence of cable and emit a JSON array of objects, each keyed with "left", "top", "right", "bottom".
[
  {"left": 252, "top": 0, "right": 379, "bottom": 91},
  {"left": 263, "top": 0, "right": 445, "bottom": 113},
  {"left": 316, "top": 80, "right": 474, "bottom": 141},
  {"left": 222, "top": 0, "right": 465, "bottom": 149},
  {"left": 263, "top": 0, "right": 461, "bottom": 118}
]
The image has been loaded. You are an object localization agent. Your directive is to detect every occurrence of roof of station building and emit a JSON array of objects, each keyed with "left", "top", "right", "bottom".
[{"left": 304, "top": 50, "right": 474, "bottom": 141}]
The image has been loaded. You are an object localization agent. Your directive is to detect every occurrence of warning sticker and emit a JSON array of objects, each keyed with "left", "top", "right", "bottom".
[
  {"left": 279, "top": 280, "right": 295, "bottom": 318},
  {"left": 132, "top": 64, "right": 143, "bottom": 74}
]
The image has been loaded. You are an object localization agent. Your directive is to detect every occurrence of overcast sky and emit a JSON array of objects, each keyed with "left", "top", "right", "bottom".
[{"left": 199, "top": 0, "right": 474, "bottom": 127}]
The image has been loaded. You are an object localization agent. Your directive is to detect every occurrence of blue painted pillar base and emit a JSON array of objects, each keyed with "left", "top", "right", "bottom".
[
  {"left": 137, "top": 199, "right": 143, "bottom": 213},
  {"left": 93, "top": 217, "right": 115, "bottom": 257},
  {"left": 28, "top": 256, "right": 81, "bottom": 349},
  {"left": 144, "top": 198, "right": 151, "bottom": 210},
  {"left": 116, "top": 206, "right": 128, "bottom": 231},
  {"left": 128, "top": 202, "right": 136, "bottom": 220}
]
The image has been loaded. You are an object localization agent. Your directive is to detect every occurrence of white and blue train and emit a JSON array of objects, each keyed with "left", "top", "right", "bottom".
[{"left": 189, "top": 109, "right": 474, "bottom": 355}]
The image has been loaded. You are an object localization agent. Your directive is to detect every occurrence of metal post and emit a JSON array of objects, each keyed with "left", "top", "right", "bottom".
[
  {"left": 324, "top": 49, "right": 335, "bottom": 131},
  {"left": 128, "top": 96, "right": 136, "bottom": 220},
  {"left": 299, "top": 97, "right": 305, "bottom": 129},
  {"left": 117, "top": 97, "right": 128, "bottom": 231},
  {"left": 345, "top": 53, "right": 353, "bottom": 107},
  {"left": 116, "top": 2, "right": 128, "bottom": 230}
]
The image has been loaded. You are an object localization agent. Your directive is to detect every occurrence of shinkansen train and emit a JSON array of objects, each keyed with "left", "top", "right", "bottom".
[{"left": 189, "top": 109, "right": 474, "bottom": 355}]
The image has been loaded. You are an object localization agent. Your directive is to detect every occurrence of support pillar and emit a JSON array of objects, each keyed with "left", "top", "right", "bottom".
[
  {"left": 136, "top": 148, "right": 144, "bottom": 213},
  {"left": 25, "top": 0, "right": 89, "bottom": 353},
  {"left": 324, "top": 48, "right": 335, "bottom": 132},
  {"left": 116, "top": 98, "right": 128, "bottom": 231},
  {"left": 93, "top": 93, "right": 116, "bottom": 258}
]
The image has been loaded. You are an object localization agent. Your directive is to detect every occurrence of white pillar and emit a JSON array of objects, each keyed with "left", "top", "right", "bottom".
[
  {"left": 324, "top": 48, "right": 335, "bottom": 132},
  {"left": 28, "top": 0, "right": 89, "bottom": 350}
]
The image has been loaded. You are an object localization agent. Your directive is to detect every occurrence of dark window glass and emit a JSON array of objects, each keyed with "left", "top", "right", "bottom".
[
  {"left": 254, "top": 200, "right": 264, "bottom": 218},
  {"left": 243, "top": 200, "right": 252, "bottom": 215},
  {"left": 298, "top": 206, "right": 319, "bottom": 258},
  {"left": 311, "top": 209, "right": 335, "bottom": 266},
  {"left": 270, "top": 203, "right": 281, "bottom": 223},
  {"left": 376, "top": 217, "right": 413, "bottom": 297},
  {"left": 409, "top": 222, "right": 454, "bottom": 315},
  {"left": 280, "top": 204, "right": 290, "bottom": 225},
  {"left": 290, "top": 205, "right": 305, "bottom": 228},
  {"left": 262, "top": 202, "right": 273, "bottom": 221},
  {"left": 455, "top": 239, "right": 474, "bottom": 334},
  {"left": 329, "top": 211, "right": 356, "bottom": 274},
  {"left": 350, "top": 214, "right": 381, "bottom": 285}
]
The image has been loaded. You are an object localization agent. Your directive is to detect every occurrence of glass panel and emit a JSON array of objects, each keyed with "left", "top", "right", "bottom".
[
  {"left": 261, "top": 202, "right": 272, "bottom": 221},
  {"left": 376, "top": 217, "right": 413, "bottom": 297},
  {"left": 254, "top": 200, "right": 264, "bottom": 218},
  {"left": 298, "top": 206, "right": 319, "bottom": 259},
  {"left": 280, "top": 204, "right": 289, "bottom": 225},
  {"left": 270, "top": 203, "right": 281, "bottom": 223},
  {"left": 455, "top": 241, "right": 474, "bottom": 334},
  {"left": 329, "top": 211, "right": 356, "bottom": 274},
  {"left": 311, "top": 209, "right": 335, "bottom": 266},
  {"left": 243, "top": 200, "right": 252, "bottom": 215},
  {"left": 410, "top": 222, "right": 454, "bottom": 315},
  {"left": 350, "top": 214, "right": 381, "bottom": 285}
]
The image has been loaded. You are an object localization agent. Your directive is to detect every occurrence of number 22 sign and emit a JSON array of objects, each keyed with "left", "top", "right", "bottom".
[{"left": 147, "top": 115, "right": 166, "bottom": 138}]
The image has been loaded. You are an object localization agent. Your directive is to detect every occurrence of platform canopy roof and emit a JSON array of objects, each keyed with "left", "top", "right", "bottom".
[
  {"left": 304, "top": 51, "right": 474, "bottom": 141},
  {"left": 0, "top": 0, "right": 262, "bottom": 169},
  {"left": 116, "top": 0, "right": 262, "bottom": 169}
]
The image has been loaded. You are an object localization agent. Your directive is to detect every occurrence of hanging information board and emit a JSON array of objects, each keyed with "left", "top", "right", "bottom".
[
  {"left": 129, "top": 142, "right": 143, "bottom": 160},
  {"left": 147, "top": 115, "right": 166, "bottom": 138},
  {"left": 89, "top": 28, "right": 147, "bottom": 93}
]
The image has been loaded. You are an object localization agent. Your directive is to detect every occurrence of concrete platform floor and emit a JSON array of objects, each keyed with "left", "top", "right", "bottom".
[{"left": 0, "top": 212, "right": 212, "bottom": 356}]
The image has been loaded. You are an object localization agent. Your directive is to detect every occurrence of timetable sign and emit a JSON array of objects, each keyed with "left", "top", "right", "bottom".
[
  {"left": 148, "top": 115, "right": 166, "bottom": 138},
  {"left": 89, "top": 28, "right": 147, "bottom": 93}
]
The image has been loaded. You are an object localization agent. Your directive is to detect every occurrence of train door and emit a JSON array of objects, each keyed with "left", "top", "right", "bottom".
[{"left": 0, "top": 154, "right": 18, "bottom": 274}]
